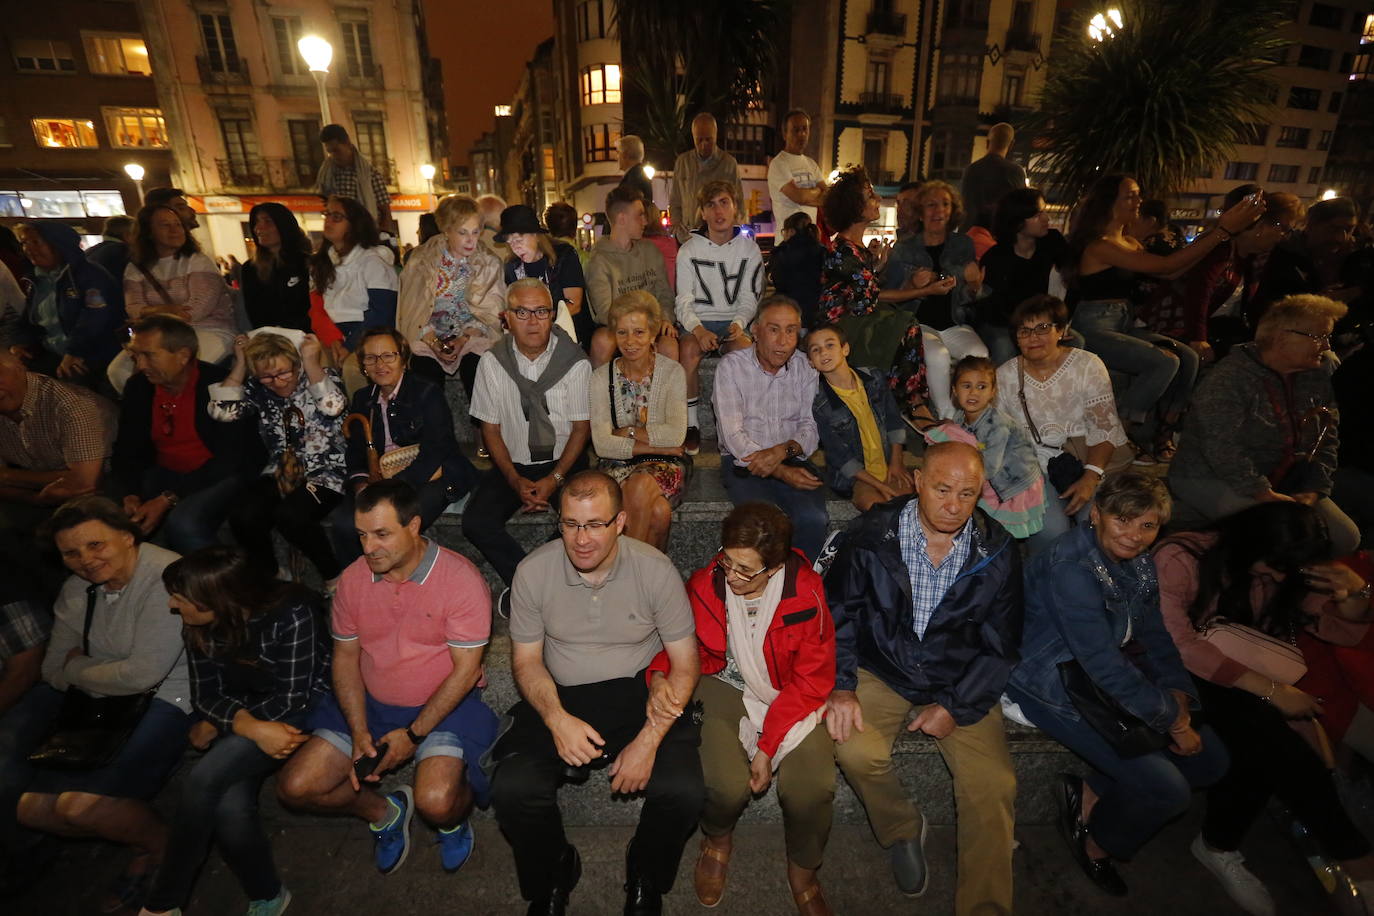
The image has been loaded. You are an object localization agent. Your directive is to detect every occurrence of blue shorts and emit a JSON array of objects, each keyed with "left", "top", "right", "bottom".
[{"left": 306, "top": 689, "right": 498, "bottom": 799}]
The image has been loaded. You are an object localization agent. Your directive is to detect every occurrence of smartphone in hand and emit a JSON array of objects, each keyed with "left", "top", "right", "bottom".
[{"left": 354, "top": 742, "right": 389, "bottom": 781}]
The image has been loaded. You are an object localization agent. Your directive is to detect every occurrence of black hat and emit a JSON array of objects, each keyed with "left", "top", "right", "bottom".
[{"left": 494, "top": 205, "right": 547, "bottom": 243}]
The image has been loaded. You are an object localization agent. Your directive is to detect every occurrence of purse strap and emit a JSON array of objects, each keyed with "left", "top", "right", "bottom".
[
  {"left": 1016, "top": 358, "right": 1047, "bottom": 448},
  {"left": 82, "top": 584, "right": 99, "bottom": 656},
  {"left": 134, "top": 262, "right": 174, "bottom": 307}
]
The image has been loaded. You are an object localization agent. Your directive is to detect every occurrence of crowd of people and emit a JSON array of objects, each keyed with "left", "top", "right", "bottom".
[{"left": 0, "top": 112, "right": 1369, "bottom": 916}]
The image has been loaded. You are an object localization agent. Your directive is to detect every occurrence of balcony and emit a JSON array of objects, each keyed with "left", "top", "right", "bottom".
[
  {"left": 1005, "top": 29, "right": 1040, "bottom": 52},
  {"left": 216, "top": 158, "right": 267, "bottom": 189},
  {"left": 859, "top": 91, "right": 907, "bottom": 115},
  {"left": 866, "top": 10, "right": 907, "bottom": 36},
  {"left": 342, "top": 63, "right": 384, "bottom": 90},
  {"left": 196, "top": 55, "right": 249, "bottom": 87}
]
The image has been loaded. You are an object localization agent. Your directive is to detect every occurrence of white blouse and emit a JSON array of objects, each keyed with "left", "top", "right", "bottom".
[{"left": 996, "top": 347, "right": 1127, "bottom": 468}]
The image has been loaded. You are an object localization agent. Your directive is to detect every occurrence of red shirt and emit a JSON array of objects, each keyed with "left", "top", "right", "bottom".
[{"left": 151, "top": 362, "right": 213, "bottom": 473}]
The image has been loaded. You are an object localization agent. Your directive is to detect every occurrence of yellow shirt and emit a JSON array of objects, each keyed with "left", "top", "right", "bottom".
[{"left": 831, "top": 370, "right": 888, "bottom": 482}]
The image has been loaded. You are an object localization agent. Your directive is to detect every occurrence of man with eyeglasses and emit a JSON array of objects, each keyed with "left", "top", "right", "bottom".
[
  {"left": 110, "top": 314, "right": 257, "bottom": 555},
  {"left": 466, "top": 279, "right": 591, "bottom": 609},
  {"left": 490, "top": 470, "right": 702, "bottom": 916}
]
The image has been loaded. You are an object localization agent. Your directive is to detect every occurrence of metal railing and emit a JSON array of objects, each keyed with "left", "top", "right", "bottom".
[
  {"left": 1005, "top": 29, "right": 1040, "bottom": 52},
  {"left": 866, "top": 10, "right": 907, "bottom": 35},
  {"left": 215, "top": 158, "right": 267, "bottom": 188},
  {"left": 859, "top": 91, "right": 907, "bottom": 114},
  {"left": 196, "top": 55, "right": 249, "bottom": 86}
]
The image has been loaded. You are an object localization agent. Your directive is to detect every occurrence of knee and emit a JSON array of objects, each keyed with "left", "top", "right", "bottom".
[
  {"left": 490, "top": 756, "right": 553, "bottom": 814},
  {"left": 1138, "top": 768, "right": 1193, "bottom": 820},
  {"left": 414, "top": 779, "right": 464, "bottom": 823},
  {"left": 649, "top": 771, "right": 705, "bottom": 817},
  {"left": 955, "top": 761, "right": 1017, "bottom": 814},
  {"left": 834, "top": 735, "right": 889, "bottom": 781},
  {"left": 53, "top": 791, "right": 104, "bottom": 828},
  {"left": 274, "top": 759, "right": 317, "bottom": 808}
]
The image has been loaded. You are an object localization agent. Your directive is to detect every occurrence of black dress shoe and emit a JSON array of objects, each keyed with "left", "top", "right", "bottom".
[
  {"left": 1056, "top": 772, "right": 1127, "bottom": 897},
  {"left": 527, "top": 845, "right": 581, "bottom": 916},
  {"left": 624, "top": 875, "right": 663, "bottom": 915}
]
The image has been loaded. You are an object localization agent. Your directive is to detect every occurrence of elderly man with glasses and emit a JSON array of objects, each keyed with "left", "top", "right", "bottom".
[
  {"left": 489, "top": 469, "right": 702, "bottom": 916},
  {"left": 464, "top": 279, "right": 591, "bottom": 614}
]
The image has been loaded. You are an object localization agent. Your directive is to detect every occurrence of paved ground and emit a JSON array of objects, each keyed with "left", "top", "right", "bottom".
[{"left": 15, "top": 794, "right": 1365, "bottom": 915}]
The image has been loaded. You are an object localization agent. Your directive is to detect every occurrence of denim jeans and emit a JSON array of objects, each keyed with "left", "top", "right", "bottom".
[
  {"left": 719, "top": 466, "right": 829, "bottom": 560},
  {"left": 1026, "top": 472, "right": 1091, "bottom": 557},
  {"left": 143, "top": 468, "right": 249, "bottom": 556},
  {"left": 1073, "top": 299, "right": 1197, "bottom": 435},
  {"left": 1011, "top": 689, "right": 1229, "bottom": 860},
  {"left": 143, "top": 733, "right": 287, "bottom": 910},
  {"left": 0, "top": 684, "right": 65, "bottom": 854}
]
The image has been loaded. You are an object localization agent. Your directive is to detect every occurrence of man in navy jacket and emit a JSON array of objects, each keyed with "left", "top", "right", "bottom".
[{"left": 820, "top": 441, "right": 1022, "bottom": 916}]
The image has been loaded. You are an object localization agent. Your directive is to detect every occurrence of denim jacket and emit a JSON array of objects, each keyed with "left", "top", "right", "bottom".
[
  {"left": 1007, "top": 525, "right": 1196, "bottom": 732},
  {"left": 880, "top": 231, "right": 985, "bottom": 325},
  {"left": 812, "top": 366, "right": 906, "bottom": 494},
  {"left": 962, "top": 407, "right": 1042, "bottom": 502}
]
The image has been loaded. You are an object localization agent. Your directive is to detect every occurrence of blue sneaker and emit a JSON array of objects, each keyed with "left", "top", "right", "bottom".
[
  {"left": 437, "top": 819, "right": 476, "bottom": 873},
  {"left": 370, "top": 786, "right": 415, "bottom": 875},
  {"left": 246, "top": 887, "right": 292, "bottom": 915}
]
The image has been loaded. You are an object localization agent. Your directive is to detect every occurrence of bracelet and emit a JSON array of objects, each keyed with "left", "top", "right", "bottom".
[
  {"left": 1083, "top": 463, "right": 1105, "bottom": 477},
  {"left": 552, "top": 471, "right": 565, "bottom": 485},
  {"left": 1260, "top": 680, "right": 1277, "bottom": 703}
]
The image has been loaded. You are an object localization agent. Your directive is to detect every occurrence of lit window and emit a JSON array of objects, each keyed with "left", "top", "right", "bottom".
[
  {"left": 13, "top": 39, "right": 75, "bottom": 73},
  {"left": 580, "top": 64, "right": 622, "bottom": 105},
  {"left": 582, "top": 123, "right": 620, "bottom": 163},
  {"left": 1275, "top": 126, "right": 1310, "bottom": 148},
  {"left": 102, "top": 107, "right": 166, "bottom": 148},
  {"left": 83, "top": 33, "right": 151, "bottom": 76},
  {"left": 494, "top": 105, "right": 512, "bottom": 117},
  {"left": 272, "top": 17, "right": 304, "bottom": 76},
  {"left": 31, "top": 117, "right": 98, "bottom": 149},
  {"left": 1267, "top": 164, "right": 1299, "bottom": 183}
]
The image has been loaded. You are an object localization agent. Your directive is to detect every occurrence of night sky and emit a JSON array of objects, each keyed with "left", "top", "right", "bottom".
[{"left": 425, "top": 0, "right": 555, "bottom": 170}]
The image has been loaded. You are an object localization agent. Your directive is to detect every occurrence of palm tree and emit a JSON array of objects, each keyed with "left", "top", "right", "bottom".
[
  {"left": 612, "top": 0, "right": 790, "bottom": 163},
  {"left": 1023, "top": 0, "right": 1288, "bottom": 204}
]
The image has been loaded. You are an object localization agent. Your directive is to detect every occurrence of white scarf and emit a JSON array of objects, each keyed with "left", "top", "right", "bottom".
[{"left": 724, "top": 570, "right": 823, "bottom": 770}]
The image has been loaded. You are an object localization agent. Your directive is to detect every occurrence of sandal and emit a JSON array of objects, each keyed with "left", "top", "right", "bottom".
[
  {"left": 794, "top": 881, "right": 835, "bottom": 916},
  {"left": 693, "top": 837, "right": 731, "bottom": 907}
]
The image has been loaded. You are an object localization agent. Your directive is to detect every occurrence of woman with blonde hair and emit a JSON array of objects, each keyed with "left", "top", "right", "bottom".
[
  {"left": 589, "top": 289, "right": 688, "bottom": 549},
  {"left": 395, "top": 193, "right": 505, "bottom": 394}
]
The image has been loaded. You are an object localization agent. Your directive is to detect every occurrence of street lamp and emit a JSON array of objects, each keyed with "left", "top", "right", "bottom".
[
  {"left": 297, "top": 35, "right": 333, "bottom": 123},
  {"left": 419, "top": 163, "right": 436, "bottom": 202},
  {"left": 1087, "top": 8, "right": 1123, "bottom": 42},
  {"left": 123, "top": 162, "right": 145, "bottom": 208},
  {"left": 1320, "top": 188, "right": 1338, "bottom": 200},
  {"left": 642, "top": 165, "right": 656, "bottom": 180}
]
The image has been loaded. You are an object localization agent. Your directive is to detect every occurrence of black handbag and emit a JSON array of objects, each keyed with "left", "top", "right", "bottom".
[
  {"left": 27, "top": 586, "right": 157, "bottom": 771},
  {"left": 1057, "top": 651, "right": 1170, "bottom": 758}
]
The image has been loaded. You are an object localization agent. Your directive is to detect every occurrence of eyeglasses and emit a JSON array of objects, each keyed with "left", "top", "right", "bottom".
[
  {"left": 1285, "top": 329, "right": 1332, "bottom": 345},
  {"left": 715, "top": 554, "right": 769, "bottom": 581},
  {"left": 361, "top": 351, "right": 401, "bottom": 366},
  {"left": 255, "top": 368, "right": 296, "bottom": 385},
  {"left": 1015, "top": 322, "right": 1057, "bottom": 339},
  {"left": 511, "top": 307, "right": 554, "bottom": 321},
  {"left": 322, "top": 210, "right": 348, "bottom": 223},
  {"left": 558, "top": 518, "right": 616, "bottom": 534}
]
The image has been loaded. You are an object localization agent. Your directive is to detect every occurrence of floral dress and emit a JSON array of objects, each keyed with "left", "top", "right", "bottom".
[
  {"left": 597, "top": 361, "right": 689, "bottom": 507},
  {"left": 430, "top": 248, "right": 486, "bottom": 342},
  {"left": 818, "top": 234, "right": 929, "bottom": 418}
]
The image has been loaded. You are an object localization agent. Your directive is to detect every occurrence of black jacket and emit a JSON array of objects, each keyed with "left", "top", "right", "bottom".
[
  {"left": 822, "top": 496, "right": 1023, "bottom": 726},
  {"left": 241, "top": 256, "right": 312, "bottom": 331},
  {"left": 343, "top": 371, "right": 475, "bottom": 498},
  {"left": 113, "top": 361, "right": 262, "bottom": 498}
]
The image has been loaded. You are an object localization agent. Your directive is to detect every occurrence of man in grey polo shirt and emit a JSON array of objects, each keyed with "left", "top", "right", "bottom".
[{"left": 490, "top": 470, "right": 702, "bottom": 916}]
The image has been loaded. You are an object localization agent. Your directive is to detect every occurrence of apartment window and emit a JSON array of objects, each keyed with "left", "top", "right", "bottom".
[
  {"left": 1329, "top": 91, "right": 1344, "bottom": 113},
  {"left": 13, "top": 39, "right": 75, "bottom": 73},
  {"left": 1353, "top": 54, "right": 1373, "bottom": 81},
  {"left": 1268, "top": 163, "right": 1299, "bottom": 183},
  {"left": 723, "top": 123, "right": 769, "bottom": 166},
  {"left": 1339, "top": 52, "right": 1355, "bottom": 73},
  {"left": 83, "top": 34, "right": 151, "bottom": 76},
  {"left": 1238, "top": 123, "right": 1268, "bottom": 145},
  {"left": 1317, "top": 129, "right": 1334, "bottom": 151},
  {"left": 103, "top": 107, "right": 167, "bottom": 148},
  {"left": 1275, "top": 126, "right": 1310, "bottom": 148},
  {"left": 288, "top": 119, "right": 323, "bottom": 185},
  {"left": 1309, "top": 3, "right": 1343, "bottom": 29},
  {"left": 220, "top": 115, "right": 260, "bottom": 180},
  {"left": 272, "top": 17, "right": 304, "bottom": 76},
  {"left": 1297, "top": 45, "right": 1333, "bottom": 70},
  {"left": 862, "top": 138, "right": 887, "bottom": 182},
  {"left": 340, "top": 19, "right": 376, "bottom": 78},
  {"left": 579, "top": 64, "right": 621, "bottom": 105},
  {"left": 1309, "top": 166, "right": 1324, "bottom": 184},
  {"left": 352, "top": 116, "right": 389, "bottom": 171},
  {"left": 866, "top": 59, "right": 890, "bottom": 96},
  {"left": 936, "top": 52, "right": 983, "bottom": 105},
  {"left": 31, "top": 117, "right": 97, "bottom": 148},
  {"left": 582, "top": 123, "right": 620, "bottom": 163},
  {"left": 1287, "top": 86, "right": 1321, "bottom": 110},
  {"left": 1223, "top": 161, "right": 1258, "bottom": 181},
  {"left": 1363, "top": 13, "right": 1374, "bottom": 43},
  {"left": 200, "top": 14, "right": 240, "bottom": 73},
  {"left": 576, "top": 0, "right": 608, "bottom": 41},
  {"left": 1001, "top": 74, "right": 1023, "bottom": 107}
]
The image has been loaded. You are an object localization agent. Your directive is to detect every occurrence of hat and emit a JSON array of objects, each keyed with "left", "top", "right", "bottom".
[{"left": 494, "top": 205, "right": 547, "bottom": 243}]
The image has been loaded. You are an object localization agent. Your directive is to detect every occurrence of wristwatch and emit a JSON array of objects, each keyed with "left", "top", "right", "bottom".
[
  {"left": 405, "top": 725, "right": 426, "bottom": 746},
  {"left": 784, "top": 441, "right": 802, "bottom": 459},
  {"left": 552, "top": 470, "right": 566, "bottom": 485}
]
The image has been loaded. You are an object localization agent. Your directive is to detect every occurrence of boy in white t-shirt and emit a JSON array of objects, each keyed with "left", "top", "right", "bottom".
[{"left": 767, "top": 110, "right": 826, "bottom": 226}]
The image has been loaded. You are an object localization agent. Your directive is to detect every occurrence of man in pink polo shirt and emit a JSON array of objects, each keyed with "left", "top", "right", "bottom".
[{"left": 277, "top": 478, "right": 497, "bottom": 877}]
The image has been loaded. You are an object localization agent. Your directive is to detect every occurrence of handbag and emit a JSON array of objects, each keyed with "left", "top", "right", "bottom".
[
  {"left": 1017, "top": 359, "right": 1132, "bottom": 492},
  {"left": 27, "top": 586, "right": 156, "bottom": 771},
  {"left": 1197, "top": 620, "right": 1307, "bottom": 685},
  {"left": 274, "top": 406, "right": 307, "bottom": 496},
  {"left": 1058, "top": 654, "right": 1170, "bottom": 758},
  {"left": 342, "top": 413, "right": 439, "bottom": 483}
]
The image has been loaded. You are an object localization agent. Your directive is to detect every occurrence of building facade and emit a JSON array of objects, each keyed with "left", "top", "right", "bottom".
[
  {"left": 136, "top": 0, "right": 444, "bottom": 256},
  {"left": 0, "top": 0, "right": 174, "bottom": 237},
  {"left": 506, "top": 40, "right": 558, "bottom": 215}
]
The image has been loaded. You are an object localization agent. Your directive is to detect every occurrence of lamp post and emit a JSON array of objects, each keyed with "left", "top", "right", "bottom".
[
  {"left": 297, "top": 35, "right": 334, "bottom": 124},
  {"left": 419, "top": 163, "right": 436, "bottom": 205},
  {"left": 1087, "top": 8, "right": 1123, "bottom": 42},
  {"left": 123, "top": 162, "right": 145, "bottom": 209}
]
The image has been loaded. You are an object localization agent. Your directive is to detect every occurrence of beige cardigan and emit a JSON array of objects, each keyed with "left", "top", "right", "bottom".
[
  {"left": 396, "top": 234, "right": 506, "bottom": 365},
  {"left": 590, "top": 355, "right": 687, "bottom": 459}
]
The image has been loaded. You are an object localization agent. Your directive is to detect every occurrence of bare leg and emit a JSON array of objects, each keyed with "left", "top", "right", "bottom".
[
  {"left": 413, "top": 756, "right": 472, "bottom": 829},
  {"left": 622, "top": 474, "right": 671, "bottom": 550},
  {"left": 1080, "top": 783, "right": 1109, "bottom": 860},
  {"left": 19, "top": 791, "right": 167, "bottom": 861},
  {"left": 275, "top": 736, "right": 389, "bottom": 823}
]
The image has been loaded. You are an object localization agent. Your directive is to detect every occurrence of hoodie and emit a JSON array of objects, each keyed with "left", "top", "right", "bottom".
[
  {"left": 674, "top": 227, "right": 764, "bottom": 332},
  {"left": 584, "top": 237, "right": 675, "bottom": 325},
  {"left": 23, "top": 223, "right": 125, "bottom": 367}
]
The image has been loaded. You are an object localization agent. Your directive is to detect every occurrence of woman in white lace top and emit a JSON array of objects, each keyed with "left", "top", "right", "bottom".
[{"left": 996, "top": 294, "right": 1127, "bottom": 553}]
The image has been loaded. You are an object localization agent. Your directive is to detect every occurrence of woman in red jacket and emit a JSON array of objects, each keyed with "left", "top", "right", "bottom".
[{"left": 685, "top": 502, "right": 836, "bottom": 915}]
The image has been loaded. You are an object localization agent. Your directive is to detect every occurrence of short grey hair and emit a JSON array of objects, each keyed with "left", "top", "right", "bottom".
[
  {"left": 506, "top": 277, "right": 553, "bottom": 308},
  {"left": 132, "top": 314, "right": 199, "bottom": 358},
  {"left": 618, "top": 135, "right": 645, "bottom": 163}
]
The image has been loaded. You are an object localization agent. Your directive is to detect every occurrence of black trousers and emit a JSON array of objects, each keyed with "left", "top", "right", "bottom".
[
  {"left": 461, "top": 455, "right": 585, "bottom": 586},
  {"left": 230, "top": 476, "right": 344, "bottom": 579},
  {"left": 490, "top": 675, "right": 704, "bottom": 901},
  {"left": 1197, "top": 676, "right": 1371, "bottom": 859},
  {"left": 408, "top": 352, "right": 480, "bottom": 398}
]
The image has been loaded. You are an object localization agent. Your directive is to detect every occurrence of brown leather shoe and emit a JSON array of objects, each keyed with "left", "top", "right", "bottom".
[
  {"left": 693, "top": 837, "right": 730, "bottom": 907},
  {"left": 794, "top": 881, "right": 834, "bottom": 916}
]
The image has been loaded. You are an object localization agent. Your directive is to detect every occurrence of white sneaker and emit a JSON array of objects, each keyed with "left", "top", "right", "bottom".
[{"left": 1191, "top": 834, "right": 1276, "bottom": 916}]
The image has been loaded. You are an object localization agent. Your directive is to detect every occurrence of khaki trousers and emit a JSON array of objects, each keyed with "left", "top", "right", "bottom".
[
  {"left": 695, "top": 674, "right": 836, "bottom": 869},
  {"left": 834, "top": 669, "right": 1016, "bottom": 916}
]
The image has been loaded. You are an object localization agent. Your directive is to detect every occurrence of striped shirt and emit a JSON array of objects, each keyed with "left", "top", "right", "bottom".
[
  {"left": 0, "top": 598, "right": 49, "bottom": 665},
  {"left": 713, "top": 346, "right": 819, "bottom": 464},
  {"left": 0, "top": 372, "right": 116, "bottom": 472},
  {"left": 469, "top": 339, "right": 591, "bottom": 465},
  {"left": 898, "top": 500, "right": 973, "bottom": 640}
]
